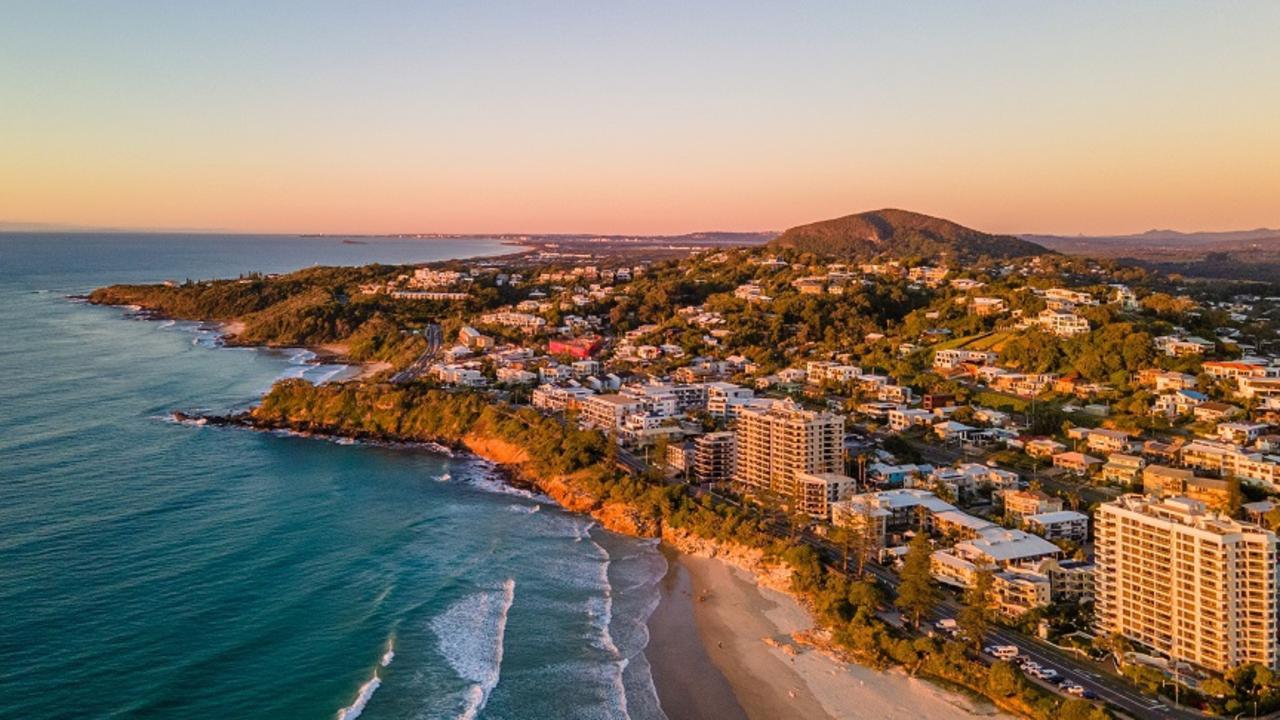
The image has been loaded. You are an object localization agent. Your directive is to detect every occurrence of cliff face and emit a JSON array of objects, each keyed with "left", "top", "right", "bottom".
[
  {"left": 463, "top": 431, "right": 662, "bottom": 538},
  {"left": 242, "top": 380, "right": 792, "bottom": 588},
  {"left": 462, "top": 434, "right": 530, "bottom": 465}
]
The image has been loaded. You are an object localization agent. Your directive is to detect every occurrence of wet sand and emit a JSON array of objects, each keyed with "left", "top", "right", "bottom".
[
  {"left": 646, "top": 546, "right": 749, "bottom": 720},
  {"left": 649, "top": 550, "right": 1015, "bottom": 720}
]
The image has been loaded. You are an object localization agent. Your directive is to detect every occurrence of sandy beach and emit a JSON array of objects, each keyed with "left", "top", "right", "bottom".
[{"left": 649, "top": 551, "right": 1015, "bottom": 720}]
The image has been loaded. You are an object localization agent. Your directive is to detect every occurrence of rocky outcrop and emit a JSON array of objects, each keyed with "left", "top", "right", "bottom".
[
  {"left": 462, "top": 434, "right": 530, "bottom": 465},
  {"left": 661, "top": 526, "right": 793, "bottom": 594},
  {"left": 463, "top": 433, "right": 660, "bottom": 538}
]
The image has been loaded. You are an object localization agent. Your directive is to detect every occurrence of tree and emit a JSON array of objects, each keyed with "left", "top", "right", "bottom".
[
  {"left": 1199, "top": 677, "right": 1232, "bottom": 698},
  {"left": 957, "top": 569, "right": 994, "bottom": 650},
  {"left": 847, "top": 578, "right": 886, "bottom": 613},
  {"left": 1059, "top": 698, "right": 1110, "bottom": 720},
  {"left": 604, "top": 429, "right": 619, "bottom": 469},
  {"left": 1264, "top": 505, "right": 1280, "bottom": 532},
  {"left": 985, "top": 660, "right": 1024, "bottom": 698},
  {"left": 895, "top": 533, "right": 939, "bottom": 628}
]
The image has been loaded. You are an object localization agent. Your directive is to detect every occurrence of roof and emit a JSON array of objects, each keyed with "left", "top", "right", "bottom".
[
  {"left": 933, "top": 510, "right": 997, "bottom": 532},
  {"left": 588, "top": 393, "right": 643, "bottom": 406},
  {"left": 1054, "top": 451, "right": 1102, "bottom": 464},
  {"left": 961, "top": 529, "right": 1062, "bottom": 563},
  {"left": 1025, "top": 510, "right": 1089, "bottom": 525},
  {"left": 1089, "top": 428, "right": 1132, "bottom": 439},
  {"left": 863, "top": 489, "right": 955, "bottom": 514},
  {"left": 798, "top": 472, "right": 855, "bottom": 486},
  {"left": 1197, "top": 401, "right": 1239, "bottom": 413},
  {"left": 1106, "top": 453, "right": 1143, "bottom": 465}
]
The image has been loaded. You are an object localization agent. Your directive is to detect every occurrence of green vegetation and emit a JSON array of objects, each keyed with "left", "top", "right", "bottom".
[
  {"left": 89, "top": 265, "right": 517, "bottom": 368},
  {"left": 894, "top": 533, "right": 939, "bottom": 628}
]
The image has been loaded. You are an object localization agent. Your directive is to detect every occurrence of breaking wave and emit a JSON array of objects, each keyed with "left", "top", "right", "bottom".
[
  {"left": 334, "top": 635, "right": 395, "bottom": 720},
  {"left": 431, "top": 578, "right": 517, "bottom": 720}
]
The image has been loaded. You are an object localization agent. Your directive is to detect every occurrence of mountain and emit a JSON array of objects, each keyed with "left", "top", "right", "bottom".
[
  {"left": 1024, "top": 228, "right": 1280, "bottom": 283},
  {"left": 1024, "top": 229, "right": 1280, "bottom": 255},
  {"left": 769, "top": 208, "right": 1048, "bottom": 261}
]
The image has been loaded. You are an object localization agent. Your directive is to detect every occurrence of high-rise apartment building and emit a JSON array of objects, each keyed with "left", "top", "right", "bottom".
[
  {"left": 1095, "top": 495, "right": 1278, "bottom": 673},
  {"left": 732, "top": 399, "right": 843, "bottom": 498}
]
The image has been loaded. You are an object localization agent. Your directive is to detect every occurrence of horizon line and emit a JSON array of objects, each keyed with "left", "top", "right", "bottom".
[{"left": 4, "top": 219, "right": 1280, "bottom": 239}]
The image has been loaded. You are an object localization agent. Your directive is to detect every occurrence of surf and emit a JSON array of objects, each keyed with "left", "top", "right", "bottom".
[
  {"left": 430, "top": 578, "right": 516, "bottom": 720},
  {"left": 333, "top": 634, "right": 395, "bottom": 720}
]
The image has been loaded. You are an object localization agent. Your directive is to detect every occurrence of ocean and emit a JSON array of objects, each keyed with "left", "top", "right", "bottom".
[{"left": 0, "top": 234, "right": 669, "bottom": 720}]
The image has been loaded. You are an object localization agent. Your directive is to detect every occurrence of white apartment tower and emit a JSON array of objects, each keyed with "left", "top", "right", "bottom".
[
  {"left": 732, "top": 399, "right": 844, "bottom": 499},
  {"left": 1095, "top": 495, "right": 1279, "bottom": 674}
]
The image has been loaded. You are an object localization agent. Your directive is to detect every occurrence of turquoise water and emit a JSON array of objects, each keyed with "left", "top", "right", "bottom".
[{"left": 0, "top": 235, "right": 667, "bottom": 720}]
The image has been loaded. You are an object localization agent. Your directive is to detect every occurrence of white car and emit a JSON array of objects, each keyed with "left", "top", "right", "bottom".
[
  {"left": 988, "top": 645, "right": 1019, "bottom": 660},
  {"left": 1064, "top": 683, "right": 1086, "bottom": 696},
  {"left": 1029, "top": 667, "right": 1059, "bottom": 681}
]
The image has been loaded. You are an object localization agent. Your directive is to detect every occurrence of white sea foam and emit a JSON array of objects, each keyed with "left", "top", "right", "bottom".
[
  {"left": 334, "top": 634, "right": 396, "bottom": 720},
  {"left": 507, "top": 504, "right": 541, "bottom": 515},
  {"left": 380, "top": 636, "right": 396, "bottom": 667},
  {"left": 462, "top": 473, "right": 540, "bottom": 500},
  {"left": 305, "top": 365, "right": 349, "bottom": 385},
  {"left": 430, "top": 578, "right": 516, "bottom": 720},
  {"left": 334, "top": 674, "right": 381, "bottom": 720},
  {"left": 422, "top": 441, "right": 455, "bottom": 457},
  {"left": 434, "top": 472, "right": 453, "bottom": 483},
  {"left": 587, "top": 535, "right": 629, "bottom": 717}
]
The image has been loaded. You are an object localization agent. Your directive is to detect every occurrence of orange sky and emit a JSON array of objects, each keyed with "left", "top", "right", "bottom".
[{"left": 3, "top": 2, "right": 1279, "bottom": 236}]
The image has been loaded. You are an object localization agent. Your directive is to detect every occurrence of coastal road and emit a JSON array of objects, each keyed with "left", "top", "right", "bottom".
[
  {"left": 817, "top": 541, "right": 1197, "bottom": 720},
  {"left": 390, "top": 323, "right": 442, "bottom": 384}
]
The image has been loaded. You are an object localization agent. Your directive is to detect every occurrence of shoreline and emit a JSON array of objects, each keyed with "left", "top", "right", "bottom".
[
  {"left": 645, "top": 545, "right": 750, "bottom": 720},
  {"left": 656, "top": 552, "right": 1018, "bottom": 720},
  {"left": 176, "top": 407, "right": 1019, "bottom": 720}
]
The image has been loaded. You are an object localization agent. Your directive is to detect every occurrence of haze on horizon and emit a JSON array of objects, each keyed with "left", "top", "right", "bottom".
[{"left": 3, "top": 1, "right": 1278, "bottom": 237}]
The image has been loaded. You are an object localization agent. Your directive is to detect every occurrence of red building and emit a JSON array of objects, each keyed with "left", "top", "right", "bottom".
[
  {"left": 548, "top": 336, "right": 603, "bottom": 359},
  {"left": 923, "top": 393, "right": 955, "bottom": 411}
]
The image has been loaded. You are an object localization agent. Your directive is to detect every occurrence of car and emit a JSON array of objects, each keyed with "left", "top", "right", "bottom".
[
  {"left": 1064, "top": 683, "right": 1086, "bottom": 696},
  {"left": 1028, "top": 667, "right": 1060, "bottom": 681},
  {"left": 989, "top": 645, "right": 1019, "bottom": 660}
]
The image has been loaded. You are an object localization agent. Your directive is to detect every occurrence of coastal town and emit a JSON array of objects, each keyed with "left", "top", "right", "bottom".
[
  {"left": 14, "top": 4, "right": 1280, "bottom": 719},
  {"left": 356, "top": 231, "right": 1280, "bottom": 717},
  {"left": 90, "top": 212, "right": 1280, "bottom": 720}
]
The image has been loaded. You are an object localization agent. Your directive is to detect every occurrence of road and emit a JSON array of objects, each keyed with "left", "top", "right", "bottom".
[
  {"left": 609, "top": 434, "right": 1198, "bottom": 718},
  {"left": 390, "top": 323, "right": 443, "bottom": 384}
]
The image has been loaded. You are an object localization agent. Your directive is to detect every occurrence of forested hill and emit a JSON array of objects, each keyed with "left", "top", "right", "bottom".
[{"left": 769, "top": 209, "right": 1049, "bottom": 262}]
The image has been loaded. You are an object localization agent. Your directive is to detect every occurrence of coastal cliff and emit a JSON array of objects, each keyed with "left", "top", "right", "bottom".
[
  {"left": 236, "top": 378, "right": 794, "bottom": 587},
  {"left": 209, "top": 378, "right": 1075, "bottom": 719}
]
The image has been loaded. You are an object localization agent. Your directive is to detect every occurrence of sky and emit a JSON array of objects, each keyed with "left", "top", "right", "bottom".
[{"left": 2, "top": 1, "right": 1279, "bottom": 236}]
